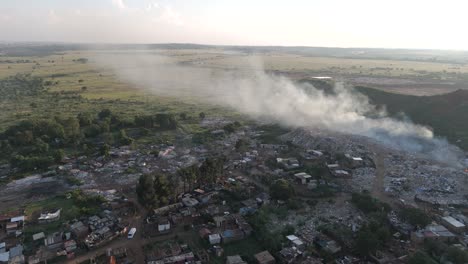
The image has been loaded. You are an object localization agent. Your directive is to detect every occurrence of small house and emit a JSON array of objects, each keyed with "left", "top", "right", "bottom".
[
  {"left": 70, "top": 221, "right": 88, "bottom": 239},
  {"left": 294, "top": 172, "right": 312, "bottom": 185},
  {"left": 226, "top": 255, "right": 247, "bottom": 264},
  {"left": 441, "top": 216, "right": 466, "bottom": 233},
  {"left": 44, "top": 232, "right": 64, "bottom": 249},
  {"left": 38, "top": 209, "right": 61, "bottom": 223},
  {"left": 254, "top": 251, "right": 275, "bottom": 264},
  {"left": 208, "top": 234, "right": 221, "bottom": 245},
  {"left": 157, "top": 218, "right": 171, "bottom": 232}
]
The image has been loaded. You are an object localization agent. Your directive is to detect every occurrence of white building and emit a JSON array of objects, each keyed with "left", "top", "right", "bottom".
[{"left": 209, "top": 233, "right": 221, "bottom": 245}]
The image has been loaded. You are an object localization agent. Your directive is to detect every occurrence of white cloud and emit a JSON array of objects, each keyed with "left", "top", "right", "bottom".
[
  {"left": 111, "top": 0, "right": 126, "bottom": 10},
  {"left": 158, "top": 6, "right": 183, "bottom": 26},
  {"left": 47, "top": 9, "right": 60, "bottom": 25},
  {"left": 145, "top": 2, "right": 160, "bottom": 12}
]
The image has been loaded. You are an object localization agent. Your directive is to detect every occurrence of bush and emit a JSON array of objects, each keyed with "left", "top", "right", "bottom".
[
  {"left": 399, "top": 207, "right": 431, "bottom": 227},
  {"left": 408, "top": 251, "right": 438, "bottom": 264},
  {"left": 351, "top": 191, "right": 390, "bottom": 214},
  {"left": 270, "top": 179, "right": 295, "bottom": 201}
]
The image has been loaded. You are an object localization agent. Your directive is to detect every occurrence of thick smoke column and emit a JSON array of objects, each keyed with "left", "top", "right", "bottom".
[{"left": 94, "top": 52, "right": 463, "bottom": 166}]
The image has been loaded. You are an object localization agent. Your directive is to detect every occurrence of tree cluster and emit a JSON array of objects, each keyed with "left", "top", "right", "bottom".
[
  {"left": 0, "top": 74, "right": 45, "bottom": 101},
  {"left": 136, "top": 174, "right": 172, "bottom": 209},
  {"left": 398, "top": 207, "right": 431, "bottom": 228},
  {"left": 134, "top": 113, "right": 178, "bottom": 130},
  {"left": 270, "top": 179, "right": 295, "bottom": 201},
  {"left": 351, "top": 191, "right": 390, "bottom": 214},
  {"left": 178, "top": 156, "right": 226, "bottom": 192}
]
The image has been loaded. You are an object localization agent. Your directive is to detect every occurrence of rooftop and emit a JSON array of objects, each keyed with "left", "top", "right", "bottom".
[
  {"left": 254, "top": 251, "right": 275, "bottom": 263},
  {"left": 442, "top": 216, "right": 466, "bottom": 228}
]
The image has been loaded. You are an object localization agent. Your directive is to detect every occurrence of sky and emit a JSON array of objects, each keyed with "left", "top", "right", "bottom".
[{"left": 1, "top": 0, "right": 467, "bottom": 50}]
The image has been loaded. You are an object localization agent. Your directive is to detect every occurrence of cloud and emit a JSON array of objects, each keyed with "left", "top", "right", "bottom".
[
  {"left": 111, "top": 0, "right": 127, "bottom": 10},
  {"left": 145, "top": 2, "right": 160, "bottom": 12},
  {"left": 47, "top": 9, "right": 60, "bottom": 25},
  {"left": 158, "top": 6, "right": 184, "bottom": 26}
]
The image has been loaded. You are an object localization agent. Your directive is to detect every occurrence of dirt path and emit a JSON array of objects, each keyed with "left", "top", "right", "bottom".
[
  {"left": 371, "top": 151, "right": 385, "bottom": 199},
  {"left": 370, "top": 150, "right": 395, "bottom": 206}
]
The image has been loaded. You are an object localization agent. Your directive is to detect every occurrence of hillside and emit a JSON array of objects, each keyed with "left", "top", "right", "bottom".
[{"left": 356, "top": 86, "right": 468, "bottom": 150}]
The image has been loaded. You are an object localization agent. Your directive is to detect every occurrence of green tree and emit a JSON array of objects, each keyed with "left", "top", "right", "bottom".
[
  {"left": 270, "top": 179, "right": 295, "bottom": 201},
  {"left": 399, "top": 207, "right": 431, "bottom": 228},
  {"left": 152, "top": 175, "right": 171, "bottom": 207},
  {"left": 34, "top": 119, "right": 65, "bottom": 141},
  {"left": 77, "top": 112, "right": 94, "bottom": 127},
  {"left": 136, "top": 174, "right": 157, "bottom": 209},
  {"left": 100, "top": 144, "right": 110, "bottom": 157},
  {"left": 351, "top": 191, "right": 390, "bottom": 214},
  {"left": 177, "top": 165, "right": 199, "bottom": 191},
  {"left": 445, "top": 246, "right": 468, "bottom": 264},
  {"left": 408, "top": 251, "right": 438, "bottom": 264},
  {"left": 155, "top": 113, "right": 177, "bottom": 130},
  {"left": 98, "top": 109, "right": 112, "bottom": 120},
  {"left": 235, "top": 138, "right": 249, "bottom": 152},
  {"left": 199, "top": 112, "right": 206, "bottom": 119},
  {"left": 14, "top": 130, "right": 34, "bottom": 145},
  {"left": 118, "top": 129, "right": 133, "bottom": 145},
  {"left": 53, "top": 149, "right": 65, "bottom": 163},
  {"left": 61, "top": 117, "right": 81, "bottom": 141},
  {"left": 136, "top": 174, "right": 172, "bottom": 209},
  {"left": 355, "top": 229, "right": 379, "bottom": 256},
  {"left": 223, "top": 123, "right": 238, "bottom": 133},
  {"left": 199, "top": 157, "right": 225, "bottom": 184}
]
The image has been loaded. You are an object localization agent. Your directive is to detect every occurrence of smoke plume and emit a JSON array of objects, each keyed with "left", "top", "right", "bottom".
[{"left": 94, "top": 51, "right": 463, "bottom": 166}]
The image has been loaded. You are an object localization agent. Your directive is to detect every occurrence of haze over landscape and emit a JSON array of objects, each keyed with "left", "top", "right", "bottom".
[
  {"left": 2, "top": 0, "right": 468, "bottom": 49},
  {"left": 1, "top": 1, "right": 468, "bottom": 264}
]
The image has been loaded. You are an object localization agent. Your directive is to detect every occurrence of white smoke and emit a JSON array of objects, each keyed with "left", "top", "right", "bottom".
[{"left": 93, "top": 51, "right": 463, "bottom": 166}]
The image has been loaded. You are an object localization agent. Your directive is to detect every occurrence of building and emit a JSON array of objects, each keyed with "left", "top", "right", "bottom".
[
  {"left": 411, "top": 224, "right": 456, "bottom": 244},
  {"left": 181, "top": 197, "right": 199, "bottom": 207},
  {"left": 286, "top": 235, "right": 306, "bottom": 251},
  {"left": 208, "top": 234, "right": 221, "bottom": 245},
  {"left": 38, "top": 209, "right": 61, "bottom": 223},
  {"left": 9, "top": 245, "right": 24, "bottom": 264},
  {"left": 221, "top": 229, "right": 245, "bottom": 243},
  {"left": 279, "top": 247, "right": 301, "bottom": 264},
  {"left": 44, "top": 233, "right": 64, "bottom": 249},
  {"left": 213, "top": 216, "right": 225, "bottom": 227},
  {"left": 345, "top": 154, "right": 364, "bottom": 168},
  {"left": 32, "top": 232, "right": 45, "bottom": 241},
  {"left": 6, "top": 222, "right": 19, "bottom": 236},
  {"left": 226, "top": 255, "right": 247, "bottom": 264},
  {"left": 332, "top": 170, "right": 351, "bottom": 178},
  {"left": 277, "top": 158, "right": 300, "bottom": 170},
  {"left": 70, "top": 221, "right": 88, "bottom": 239},
  {"left": 198, "top": 228, "right": 211, "bottom": 239},
  {"left": 254, "top": 251, "right": 275, "bottom": 264},
  {"left": 441, "top": 216, "right": 466, "bottom": 233},
  {"left": 294, "top": 173, "right": 312, "bottom": 185},
  {"left": 64, "top": 240, "right": 77, "bottom": 253},
  {"left": 157, "top": 218, "right": 171, "bottom": 232},
  {"left": 315, "top": 237, "right": 341, "bottom": 254},
  {"left": 153, "top": 203, "right": 183, "bottom": 215}
]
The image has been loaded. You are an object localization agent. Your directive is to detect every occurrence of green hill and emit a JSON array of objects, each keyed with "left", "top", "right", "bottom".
[{"left": 355, "top": 87, "right": 468, "bottom": 150}]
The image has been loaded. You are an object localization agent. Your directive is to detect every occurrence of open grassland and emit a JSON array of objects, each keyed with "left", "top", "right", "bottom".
[{"left": 2, "top": 49, "right": 468, "bottom": 89}]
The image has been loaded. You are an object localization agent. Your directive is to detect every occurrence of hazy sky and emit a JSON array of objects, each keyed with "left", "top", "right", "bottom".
[{"left": 1, "top": 0, "right": 467, "bottom": 50}]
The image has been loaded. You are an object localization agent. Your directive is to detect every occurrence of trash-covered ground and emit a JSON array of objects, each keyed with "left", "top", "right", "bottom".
[{"left": 284, "top": 128, "right": 468, "bottom": 207}]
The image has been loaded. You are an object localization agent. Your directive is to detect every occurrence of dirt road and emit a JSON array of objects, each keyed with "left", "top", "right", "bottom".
[{"left": 370, "top": 150, "right": 395, "bottom": 206}]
